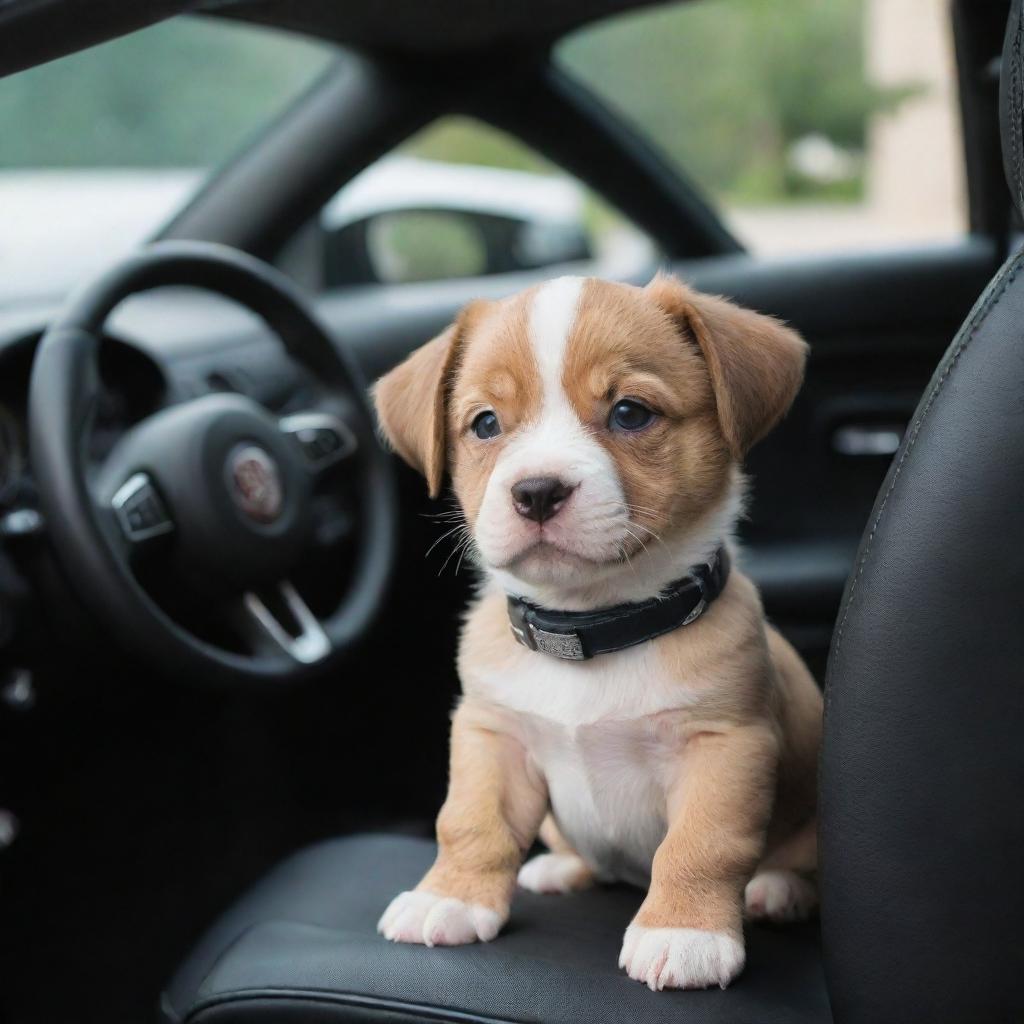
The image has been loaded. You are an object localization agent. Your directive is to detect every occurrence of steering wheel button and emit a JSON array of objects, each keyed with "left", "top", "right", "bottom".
[{"left": 112, "top": 473, "right": 173, "bottom": 542}]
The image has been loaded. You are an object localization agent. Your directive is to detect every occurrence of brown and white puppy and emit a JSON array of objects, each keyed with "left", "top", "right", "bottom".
[{"left": 373, "top": 274, "right": 822, "bottom": 991}]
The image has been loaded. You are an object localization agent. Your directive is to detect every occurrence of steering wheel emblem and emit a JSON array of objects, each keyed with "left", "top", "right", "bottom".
[{"left": 228, "top": 445, "right": 283, "bottom": 524}]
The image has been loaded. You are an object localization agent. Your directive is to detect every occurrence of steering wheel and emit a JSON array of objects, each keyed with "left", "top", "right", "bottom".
[{"left": 28, "top": 241, "right": 396, "bottom": 686}]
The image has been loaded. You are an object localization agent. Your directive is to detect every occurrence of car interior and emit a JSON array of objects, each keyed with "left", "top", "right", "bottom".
[{"left": 0, "top": 0, "right": 1020, "bottom": 1021}]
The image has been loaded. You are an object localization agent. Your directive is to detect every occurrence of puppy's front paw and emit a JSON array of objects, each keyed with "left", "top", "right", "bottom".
[
  {"left": 517, "top": 852, "right": 595, "bottom": 894},
  {"left": 744, "top": 869, "right": 817, "bottom": 923},
  {"left": 618, "top": 924, "right": 745, "bottom": 991},
  {"left": 377, "top": 890, "right": 504, "bottom": 946}
]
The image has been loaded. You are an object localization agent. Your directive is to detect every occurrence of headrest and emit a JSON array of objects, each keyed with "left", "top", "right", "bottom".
[{"left": 1001, "top": 0, "right": 1024, "bottom": 218}]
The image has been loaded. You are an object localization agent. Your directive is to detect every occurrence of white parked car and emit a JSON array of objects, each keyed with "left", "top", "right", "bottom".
[{"left": 0, "top": 157, "right": 607, "bottom": 305}]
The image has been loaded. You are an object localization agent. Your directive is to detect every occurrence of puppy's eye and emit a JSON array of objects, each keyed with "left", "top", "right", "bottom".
[
  {"left": 608, "top": 399, "right": 655, "bottom": 432},
  {"left": 471, "top": 410, "right": 502, "bottom": 440}
]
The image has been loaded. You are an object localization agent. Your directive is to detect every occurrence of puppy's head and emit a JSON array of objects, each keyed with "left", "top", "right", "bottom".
[{"left": 374, "top": 274, "right": 806, "bottom": 601}]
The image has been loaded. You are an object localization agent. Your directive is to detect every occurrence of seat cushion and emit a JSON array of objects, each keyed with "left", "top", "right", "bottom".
[{"left": 163, "top": 834, "right": 830, "bottom": 1024}]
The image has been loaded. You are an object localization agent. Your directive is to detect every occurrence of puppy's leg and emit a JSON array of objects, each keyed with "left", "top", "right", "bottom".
[
  {"left": 378, "top": 702, "right": 547, "bottom": 947},
  {"left": 745, "top": 626, "right": 821, "bottom": 924},
  {"left": 518, "top": 815, "right": 596, "bottom": 895},
  {"left": 619, "top": 724, "right": 777, "bottom": 991},
  {"left": 745, "top": 817, "right": 818, "bottom": 923}
]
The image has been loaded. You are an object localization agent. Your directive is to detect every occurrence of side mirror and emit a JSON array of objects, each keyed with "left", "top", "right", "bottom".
[{"left": 321, "top": 208, "right": 593, "bottom": 287}]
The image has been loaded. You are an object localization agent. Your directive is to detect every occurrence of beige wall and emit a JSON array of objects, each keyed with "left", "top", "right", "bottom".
[
  {"left": 722, "top": 0, "right": 969, "bottom": 254},
  {"left": 864, "top": 0, "right": 965, "bottom": 233}
]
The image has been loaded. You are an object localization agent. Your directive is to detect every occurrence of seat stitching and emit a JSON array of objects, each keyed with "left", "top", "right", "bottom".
[
  {"left": 829, "top": 254, "right": 1023, "bottom": 667},
  {"left": 185, "top": 986, "right": 524, "bottom": 1024},
  {"left": 1011, "top": 6, "right": 1019, "bottom": 212}
]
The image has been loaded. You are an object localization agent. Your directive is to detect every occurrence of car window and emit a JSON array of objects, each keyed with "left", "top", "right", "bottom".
[
  {"left": 309, "top": 117, "right": 655, "bottom": 289},
  {"left": 558, "top": 0, "right": 965, "bottom": 256},
  {"left": 0, "top": 18, "right": 335, "bottom": 306}
]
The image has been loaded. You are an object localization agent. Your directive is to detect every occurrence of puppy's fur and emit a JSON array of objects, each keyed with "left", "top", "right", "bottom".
[{"left": 373, "top": 274, "right": 822, "bottom": 991}]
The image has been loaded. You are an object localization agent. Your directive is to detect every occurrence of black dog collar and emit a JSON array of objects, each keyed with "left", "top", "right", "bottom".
[{"left": 507, "top": 546, "right": 730, "bottom": 661}]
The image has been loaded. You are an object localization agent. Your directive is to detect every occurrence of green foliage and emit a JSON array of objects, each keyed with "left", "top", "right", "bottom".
[
  {"left": 558, "top": 0, "right": 911, "bottom": 203},
  {"left": 0, "top": 19, "right": 334, "bottom": 168},
  {"left": 405, "top": 119, "right": 550, "bottom": 174},
  {"left": 371, "top": 211, "right": 488, "bottom": 283}
]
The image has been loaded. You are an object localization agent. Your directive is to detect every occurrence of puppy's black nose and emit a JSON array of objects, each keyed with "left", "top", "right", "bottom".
[{"left": 511, "top": 476, "right": 575, "bottom": 523}]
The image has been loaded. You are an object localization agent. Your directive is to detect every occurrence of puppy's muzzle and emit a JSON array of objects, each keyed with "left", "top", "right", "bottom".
[{"left": 510, "top": 476, "right": 576, "bottom": 523}]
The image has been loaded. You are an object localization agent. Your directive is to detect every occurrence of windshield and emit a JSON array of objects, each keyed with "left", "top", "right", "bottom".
[{"left": 0, "top": 17, "right": 335, "bottom": 308}]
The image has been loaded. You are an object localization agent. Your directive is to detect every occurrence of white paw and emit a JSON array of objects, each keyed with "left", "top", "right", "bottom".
[
  {"left": 618, "top": 924, "right": 745, "bottom": 991},
  {"left": 517, "top": 852, "right": 593, "bottom": 894},
  {"left": 744, "top": 869, "right": 818, "bottom": 923},
  {"left": 377, "top": 889, "right": 503, "bottom": 946}
]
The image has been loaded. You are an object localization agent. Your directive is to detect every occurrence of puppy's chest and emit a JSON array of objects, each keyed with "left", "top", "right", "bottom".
[{"left": 472, "top": 645, "right": 696, "bottom": 886}]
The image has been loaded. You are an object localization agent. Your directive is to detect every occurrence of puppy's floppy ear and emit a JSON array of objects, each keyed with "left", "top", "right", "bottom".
[
  {"left": 372, "top": 302, "right": 487, "bottom": 498},
  {"left": 646, "top": 272, "right": 808, "bottom": 457},
  {"left": 372, "top": 325, "right": 460, "bottom": 498}
]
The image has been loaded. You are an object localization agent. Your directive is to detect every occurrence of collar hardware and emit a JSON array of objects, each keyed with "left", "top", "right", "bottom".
[
  {"left": 507, "top": 545, "right": 730, "bottom": 662},
  {"left": 681, "top": 596, "right": 706, "bottom": 626},
  {"left": 508, "top": 598, "right": 587, "bottom": 659}
]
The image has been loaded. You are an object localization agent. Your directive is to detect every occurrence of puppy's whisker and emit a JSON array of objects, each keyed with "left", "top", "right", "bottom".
[
  {"left": 438, "top": 529, "right": 473, "bottom": 576},
  {"left": 617, "top": 538, "right": 639, "bottom": 579},
  {"left": 629, "top": 520, "right": 670, "bottom": 554},
  {"left": 422, "top": 501, "right": 466, "bottom": 521},
  {"left": 425, "top": 524, "right": 468, "bottom": 559},
  {"left": 621, "top": 526, "right": 652, "bottom": 566},
  {"left": 626, "top": 504, "right": 669, "bottom": 524},
  {"left": 629, "top": 522, "right": 661, "bottom": 539},
  {"left": 453, "top": 535, "right": 476, "bottom": 576},
  {"left": 631, "top": 531, "right": 652, "bottom": 559}
]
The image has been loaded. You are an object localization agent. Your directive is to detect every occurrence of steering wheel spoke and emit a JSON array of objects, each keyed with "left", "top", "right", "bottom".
[{"left": 240, "top": 581, "right": 331, "bottom": 665}]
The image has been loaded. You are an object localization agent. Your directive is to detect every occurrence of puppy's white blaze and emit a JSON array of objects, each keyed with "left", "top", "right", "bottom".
[{"left": 528, "top": 275, "right": 584, "bottom": 405}]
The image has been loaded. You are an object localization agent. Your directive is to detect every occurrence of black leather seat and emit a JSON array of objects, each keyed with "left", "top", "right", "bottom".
[
  {"left": 164, "top": 4, "right": 1024, "bottom": 1021},
  {"left": 162, "top": 835, "right": 828, "bottom": 1024}
]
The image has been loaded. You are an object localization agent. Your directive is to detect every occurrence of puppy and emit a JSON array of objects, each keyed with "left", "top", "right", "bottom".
[{"left": 373, "top": 274, "right": 822, "bottom": 991}]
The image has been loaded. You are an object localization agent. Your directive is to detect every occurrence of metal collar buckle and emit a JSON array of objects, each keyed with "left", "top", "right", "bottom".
[
  {"left": 508, "top": 600, "right": 585, "bottom": 660},
  {"left": 680, "top": 560, "right": 712, "bottom": 626}
]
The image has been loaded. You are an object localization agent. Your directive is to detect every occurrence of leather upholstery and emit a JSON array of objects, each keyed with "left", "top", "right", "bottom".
[
  {"left": 1002, "top": 0, "right": 1024, "bottom": 221},
  {"left": 820, "top": 250, "right": 1024, "bottom": 1023},
  {"left": 820, "top": 3, "right": 1024, "bottom": 1014},
  {"left": 162, "top": 835, "right": 829, "bottom": 1024}
]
